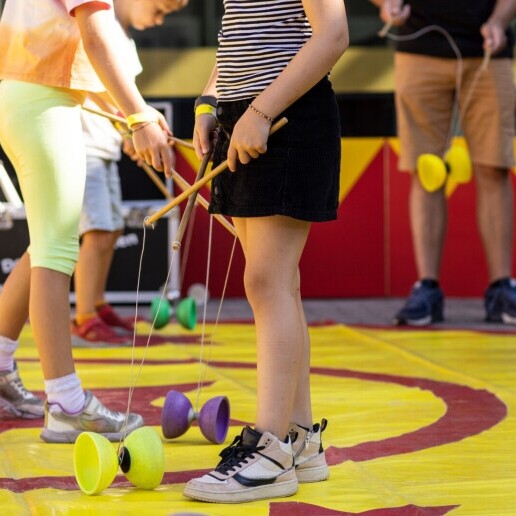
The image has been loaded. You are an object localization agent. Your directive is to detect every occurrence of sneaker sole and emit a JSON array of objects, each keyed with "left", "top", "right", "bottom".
[
  {"left": 109, "top": 326, "right": 134, "bottom": 336},
  {"left": 296, "top": 464, "right": 329, "bottom": 483},
  {"left": 394, "top": 313, "right": 445, "bottom": 326},
  {"left": 183, "top": 477, "right": 298, "bottom": 503},
  {"left": 40, "top": 422, "right": 143, "bottom": 443},
  {"left": 71, "top": 335, "right": 131, "bottom": 348},
  {"left": 502, "top": 312, "right": 516, "bottom": 325},
  {"left": 394, "top": 315, "right": 432, "bottom": 326},
  {"left": 40, "top": 428, "right": 125, "bottom": 443}
]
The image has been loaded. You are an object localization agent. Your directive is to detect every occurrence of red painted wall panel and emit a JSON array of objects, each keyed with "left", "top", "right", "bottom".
[{"left": 176, "top": 141, "right": 516, "bottom": 298}]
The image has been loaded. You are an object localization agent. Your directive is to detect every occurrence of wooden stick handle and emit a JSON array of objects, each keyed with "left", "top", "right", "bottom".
[
  {"left": 81, "top": 105, "right": 195, "bottom": 150},
  {"left": 378, "top": 20, "right": 393, "bottom": 38},
  {"left": 144, "top": 117, "right": 288, "bottom": 227},
  {"left": 481, "top": 48, "right": 492, "bottom": 71},
  {"left": 172, "top": 170, "right": 237, "bottom": 237},
  {"left": 141, "top": 162, "right": 236, "bottom": 236},
  {"left": 171, "top": 152, "right": 211, "bottom": 250}
]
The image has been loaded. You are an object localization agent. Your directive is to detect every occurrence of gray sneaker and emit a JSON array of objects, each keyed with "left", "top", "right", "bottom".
[
  {"left": 0, "top": 363, "right": 44, "bottom": 419},
  {"left": 40, "top": 390, "right": 144, "bottom": 443}
]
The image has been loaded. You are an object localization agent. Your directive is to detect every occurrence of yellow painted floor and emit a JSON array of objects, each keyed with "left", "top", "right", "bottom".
[{"left": 1, "top": 318, "right": 515, "bottom": 515}]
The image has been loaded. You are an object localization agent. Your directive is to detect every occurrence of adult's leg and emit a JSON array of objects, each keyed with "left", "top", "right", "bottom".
[
  {"left": 474, "top": 165, "right": 513, "bottom": 281},
  {"left": 409, "top": 177, "right": 447, "bottom": 280},
  {"left": 233, "top": 215, "right": 310, "bottom": 439},
  {"left": 460, "top": 58, "right": 515, "bottom": 283},
  {"left": 395, "top": 54, "right": 455, "bottom": 282}
]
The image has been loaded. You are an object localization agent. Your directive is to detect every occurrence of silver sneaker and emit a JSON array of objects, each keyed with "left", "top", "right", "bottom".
[
  {"left": 40, "top": 390, "right": 144, "bottom": 443},
  {"left": 289, "top": 419, "right": 329, "bottom": 482},
  {"left": 0, "top": 363, "right": 44, "bottom": 419}
]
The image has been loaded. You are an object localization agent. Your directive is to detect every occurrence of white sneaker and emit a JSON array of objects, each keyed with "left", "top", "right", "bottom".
[
  {"left": 40, "top": 390, "right": 143, "bottom": 443},
  {"left": 289, "top": 419, "right": 329, "bottom": 482},
  {"left": 183, "top": 426, "right": 298, "bottom": 503},
  {"left": 0, "top": 363, "right": 44, "bottom": 419}
]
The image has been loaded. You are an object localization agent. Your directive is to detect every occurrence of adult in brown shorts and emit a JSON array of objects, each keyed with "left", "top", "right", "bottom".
[{"left": 371, "top": 0, "right": 516, "bottom": 325}]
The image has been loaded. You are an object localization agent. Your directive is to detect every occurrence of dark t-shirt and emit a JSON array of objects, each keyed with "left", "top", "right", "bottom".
[{"left": 396, "top": 0, "right": 513, "bottom": 58}]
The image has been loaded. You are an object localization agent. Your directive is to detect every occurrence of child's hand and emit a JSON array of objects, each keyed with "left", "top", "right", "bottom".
[
  {"left": 227, "top": 108, "right": 271, "bottom": 172},
  {"left": 150, "top": 106, "right": 173, "bottom": 137},
  {"left": 122, "top": 137, "right": 145, "bottom": 167},
  {"left": 132, "top": 121, "right": 174, "bottom": 177},
  {"left": 193, "top": 113, "right": 218, "bottom": 160}
]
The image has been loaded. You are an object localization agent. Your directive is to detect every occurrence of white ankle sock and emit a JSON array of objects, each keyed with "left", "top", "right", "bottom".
[
  {"left": 44, "top": 372, "right": 85, "bottom": 414},
  {"left": 0, "top": 336, "right": 18, "bottom": 372}
]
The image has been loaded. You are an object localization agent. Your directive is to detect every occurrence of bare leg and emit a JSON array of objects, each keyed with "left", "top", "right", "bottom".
[
  {"left": 290, "top": 270, "right": 312, "bottom": 428},
  {"left": 0, "top": 251, "right": 31, "bottom": 340},
  {"left": 233, "top": 216, "right": 310, "bottom": 439},
  {"left": 30, "top": 267, "right": 75, "bottom": 380},
  {"left": 409, "top": 174, "right": 447, "bottom": 279},
  {"left": 74, "top": 230, "right": 120, "bottom": 316},
  {"left": 474, "top": 165, "right": 513, "bottom": 281}
]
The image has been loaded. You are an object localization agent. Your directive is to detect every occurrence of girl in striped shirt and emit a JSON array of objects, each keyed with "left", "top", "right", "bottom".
[{"left": 185, "top": 0, "right": 349, "bottom": 504}]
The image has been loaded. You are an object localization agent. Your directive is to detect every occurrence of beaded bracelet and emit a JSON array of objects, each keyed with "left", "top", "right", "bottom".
[
  {"left": 131, "top": 121, "right": 155, "bottom": 133},
  {"left": 248, "top": 104, "right": 274, "bottom": 123}
]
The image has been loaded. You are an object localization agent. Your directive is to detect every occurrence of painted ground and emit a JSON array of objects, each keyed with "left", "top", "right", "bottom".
[{"left": 1, "top": 319, "right": 515, "bottom": 515}]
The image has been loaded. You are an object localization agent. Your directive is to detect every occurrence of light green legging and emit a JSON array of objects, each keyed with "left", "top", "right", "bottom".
[{"left": 0, "top": 80, "right": 87, "bottom": 276}]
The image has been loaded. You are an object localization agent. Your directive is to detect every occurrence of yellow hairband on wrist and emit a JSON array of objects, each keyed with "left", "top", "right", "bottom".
[
  {"left": 126, "top": 111, "right": 159, "bottom": 129},
  {"left": 195, "top": 104, "right": 217, "bottom": 118}
]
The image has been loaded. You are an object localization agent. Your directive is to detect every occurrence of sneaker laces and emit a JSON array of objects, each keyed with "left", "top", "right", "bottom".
[
  {"left": 5, "top": 373, "right": 36, "bottom": 401},
  {"left": 93, "top": 399, "right": 124, "bottom": 423},
  {"left": 407, "top": 287, "right": 425, "bottom": 306},
  {"left": 405, "top": 283, "right": 437, "bottom": 309},
  {"left": 215, "top": 434, "right": 265, "bottom": 474}
]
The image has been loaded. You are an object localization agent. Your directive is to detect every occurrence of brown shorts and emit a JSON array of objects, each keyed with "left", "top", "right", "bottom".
[{"left": 394, "top": 52, "right": 515, "bottom": 171}]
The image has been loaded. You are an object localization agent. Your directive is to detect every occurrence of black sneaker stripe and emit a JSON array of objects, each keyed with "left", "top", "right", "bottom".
[
  {"left": 256, "top": 452, "right": 287, "bottom": 471},
  {"left": 233, "top": 473, "right": 277, "bottom": 487}
]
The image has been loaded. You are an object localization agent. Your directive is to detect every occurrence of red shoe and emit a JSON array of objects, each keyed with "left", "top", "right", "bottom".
[
  {"left": 97, "top": 304, "right": 134, "bottom": 333},
  {"left": 71, "top": 317, "right": 131, "bottom": 347}
]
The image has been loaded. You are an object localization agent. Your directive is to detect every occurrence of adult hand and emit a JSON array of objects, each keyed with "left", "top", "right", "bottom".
[
  {"left": 481, "top": 19, "right": 507, "bottom": 55},
  {"left": 171, "top": 0, "right": 190, "bottom": 10},
  {"left": 379, "top": 0, "right": 410, "bottom": 26}
]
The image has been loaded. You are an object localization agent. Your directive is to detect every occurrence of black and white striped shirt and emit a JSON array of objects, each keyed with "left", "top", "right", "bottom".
[{"left": 216, "top": 0, "right": 312, "bottom": 101}]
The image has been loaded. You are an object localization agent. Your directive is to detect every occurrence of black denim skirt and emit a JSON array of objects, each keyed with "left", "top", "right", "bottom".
[{"left": 209, "top": 77, "right": 341, "bottom": 222}]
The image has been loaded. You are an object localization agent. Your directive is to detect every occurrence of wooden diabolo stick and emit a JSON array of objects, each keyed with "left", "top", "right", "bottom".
[
  {"left": 140, "top": 162, "right": 237, "bottom": 236},
  {"left": 171, "top": 152, "right": 212, "bottom": 250},
  {"left": 171, "top": 169, "right": 237, "bottom": 237},
  {"left": 144, "top": 117, "right": 288, "bottom": 228},
  {"left": 377, "top": 20, "right": 393, "bottom": 38}
]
